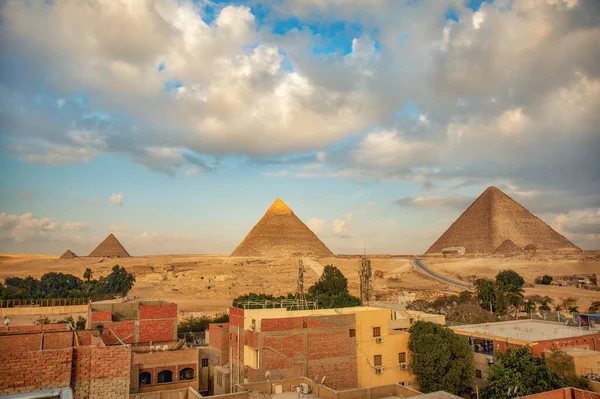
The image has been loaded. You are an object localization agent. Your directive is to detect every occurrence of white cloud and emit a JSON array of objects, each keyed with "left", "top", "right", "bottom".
[
  {"left": 354, "top": 130, "right": 433, "bottom": 167},
  {"left": 109, "top": 193, "right": 124, "bottom": 207},
  {"left": 332, "top": 213, "right": 354, "bottom": 238},
  {"left": 107, "top": 221, "right": 128, "bottom": 233},
  {"left": 0, "top": 212, "right": 59, "bottom": 242},
  {"left": 306, "top": 217, "right": 326, "bottom": 235},
  {"left": 62, "top": 222, "right": 89, "bottom": 231},
  {"left": 395, "top": 195, "right": 474, "bottom": 210}
]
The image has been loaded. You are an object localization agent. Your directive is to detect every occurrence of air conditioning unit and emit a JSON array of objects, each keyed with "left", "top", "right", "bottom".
[
  {"left": 375, "top": 367, "right": 384, "bottom": 374},
  {"left": 400, "top": 363, "right": 408, "bottom": 370},
  {"left": 375, "top": 337, "right": 384, "bottom": 344}
]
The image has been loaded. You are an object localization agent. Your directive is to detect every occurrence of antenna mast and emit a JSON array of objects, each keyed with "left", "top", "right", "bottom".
[{"left": 359, "top": 255, "right": 372, "bottom": 306}]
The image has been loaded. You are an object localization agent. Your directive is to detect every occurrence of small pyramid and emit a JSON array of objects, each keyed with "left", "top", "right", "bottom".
[
  {"left": 60, "top": 249, "right": 77, "bottom": 259},
  {"left": 89, "top": 233, "right": 130, "bottom": 258},
  {"left": 494, "top": 239, "right": 522, "bottom": 254},
  {"left": 426, "top": 186, "right": 580, "bottom": 254},
  {"left": 231, "top": 198, "right": 334, "bottom": 257}
]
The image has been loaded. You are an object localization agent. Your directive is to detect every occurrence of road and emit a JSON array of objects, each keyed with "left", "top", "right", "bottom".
[{"left": 412, "top": 259, "right": 473, "bottom": 290}]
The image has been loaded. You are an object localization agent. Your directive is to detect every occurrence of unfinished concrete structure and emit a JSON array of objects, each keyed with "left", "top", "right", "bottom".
[
  {"left": 426, "top": 186, "right": 580, "bottom": 254},
  {"left": 231, "top": 198, "right": 333, "bottom": 258}
]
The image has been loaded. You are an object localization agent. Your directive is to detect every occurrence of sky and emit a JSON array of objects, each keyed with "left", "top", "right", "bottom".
[{"left": 0, "top": 0, "right": 599, "bottom": 255}]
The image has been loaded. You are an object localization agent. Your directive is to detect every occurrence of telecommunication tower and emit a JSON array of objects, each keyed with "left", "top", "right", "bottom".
[{"left": 359, "top": 256, "right": 372, "bottom": 306}]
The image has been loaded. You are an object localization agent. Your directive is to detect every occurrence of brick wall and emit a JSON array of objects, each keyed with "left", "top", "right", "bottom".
[
  {"left": 0, "top": 333, "right": 41, "bottom": 352},
  {"left": 521, "top": 388, "right": 600, "bottom": 399},
  {"left": 44, "top": 331, "right": 74, "bottom": 349},
  {"left": 229, "top": 307, "right": 244, "bottom": 328},
  {"left": 139, "top": 319, "right": 176, "bottom": 343},
  {"left": 100, "top": 320, "right": 136, "bottom": 345},
  {"left": 493, "top": 334, "right": 600, "bottom": 357},
  {"left": 91, "top": 310, "right": 112, "bottom": 323},
  {"left": 209, "top": 323, "right": 230, "bottom": 365},
  {"left": 0, "top": 348, "right": 73, "bottom": 395},
  {"left": 140, "top": 303, "right": 178, "bottom": 320}
]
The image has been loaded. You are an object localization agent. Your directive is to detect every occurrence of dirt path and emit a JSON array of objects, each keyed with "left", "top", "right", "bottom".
[{"left": 303, "top": 257, "right": 324, "bottom": 278}]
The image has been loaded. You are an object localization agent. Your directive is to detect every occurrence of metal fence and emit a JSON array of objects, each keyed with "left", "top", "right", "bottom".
[{"left": 0, "top": 298, "right": 89, "bottom": 308}]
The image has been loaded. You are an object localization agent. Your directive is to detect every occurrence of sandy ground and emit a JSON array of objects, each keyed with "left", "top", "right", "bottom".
[
  {"left": 421, "top": 256, "right": 600, "bottom": 310},
  {"left": 1, "top": 253, "right": 598, "bottom": 315}
]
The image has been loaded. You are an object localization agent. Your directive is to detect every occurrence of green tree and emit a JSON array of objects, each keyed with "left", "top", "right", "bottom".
[
  {"left": 482, "top": 347, "right": 563, "bottom": 399},
  {"left": 475, "top": 278, "right": 496, "bottom": 313},
  {"left": 40, "top": 272, "right": 83, "bottom": 298},
  {"left": 308, "top": 265, "right": 360, "bottom": 308},
  {"left": 538, "top": 296, "right": 552, "bottom": 320},
  {"left": 539, "top": 275, "right": 553, "bottom": 285},
  {"left": 495, "top": 270, "right": 525, "bottom": 292},
  {"left": 458, "top": 291, "right": 474, "bottom": 304},
  {"left": 95, "top": 265, "right": 136, "bottom": 296},
  {"left": 554, "top": 305, "right": 562, "bottom": 322},
  {"left": 588, "top": 301, "right": 600, "bottom": 314},
  {"left": 545, "top": 347, "right": 590, "bottom": 390},
  {"left": 83, "top": 268, "right": 94, "bottom": 283},
  {"left": 408, "top": 321, "right": 474, "bottom": 394}
]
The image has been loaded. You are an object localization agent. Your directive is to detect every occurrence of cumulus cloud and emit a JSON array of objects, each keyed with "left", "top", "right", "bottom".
[
  {"left": 395, "top": 195, "right": 474, "bottom": 210},
  {"left": 109, "top": 193, "right": 124, "bottom": 207},
  {"left": 306, "top": 217, "right": 326, "bottom": 235},
  {"left": 332, "top": 213, "right": 354, "bottom": 238},
  {"left": 0, "top": 212, "right": 59, "bottom": 242},
  {"left": 62, "top": 222, "right": 89, "bottom": 231}
]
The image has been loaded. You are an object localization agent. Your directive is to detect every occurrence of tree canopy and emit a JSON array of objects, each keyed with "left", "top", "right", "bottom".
[
  {"left": 473, "top": 270, "right": 525, "bottom": 316},
  {"left": 1, "top": 265, "right": 136, "bottom": 299},
  {"left": 408, "top": 321, "right": 474, "bottom": 394},
  {"left": 482, "top": 347, "right": 562, "bottom": 399}
]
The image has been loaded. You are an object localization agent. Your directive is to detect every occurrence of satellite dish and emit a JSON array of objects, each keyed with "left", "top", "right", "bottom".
[
  {"left": 265, "top": 371, "right": 271, "bottom": 379},
  {"left": 91, "top": 324, "right": 104, "bottom": 337},
  {"left": 3, "top": 318, "right": 10, "bottom": 327},
  {"left": 162, "top": 344, "right": 169, "bottom": 351}
]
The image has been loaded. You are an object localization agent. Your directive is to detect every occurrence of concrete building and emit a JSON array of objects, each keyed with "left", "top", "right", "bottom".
[
  {"left": 224, "top": 305, "right": 445, "bottom": 392},
  {"left": 547, "top": 347, "right": 600, "bottom": 377},
  {"left": 451, "top": 320, "right": 600, "bottom": 385}
]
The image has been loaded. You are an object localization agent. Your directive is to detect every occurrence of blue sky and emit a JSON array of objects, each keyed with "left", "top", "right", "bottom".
[{"left": 0, "top": 0, "right": 598, "bottom": 254}]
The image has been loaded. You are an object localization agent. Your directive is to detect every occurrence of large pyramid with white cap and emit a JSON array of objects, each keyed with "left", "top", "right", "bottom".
[
  {"left": 425, "top": 186, "right": 580, "bottom": 254},
  {"left": 89, "top": 233, "right": 131, "bottom": 258},
  {"left": 231, "top": 198, "right": 334, "bottom": 257}
]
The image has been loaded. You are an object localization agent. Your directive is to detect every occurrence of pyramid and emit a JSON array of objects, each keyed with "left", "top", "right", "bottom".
[
  {"left": 89, "top": 233, "right": 130, "bottom": 258},
  {"left": 425, "top": 186, "right": 580, "bottom": 254},
  {"left": 60, "top": 249, "right": 77, "bottom": 259},
  {"left": 493, "top": 239, "right": 522, "bottom": 255},
  {"left": 231, "top": 198, "right": 334, "bottom": 257}
]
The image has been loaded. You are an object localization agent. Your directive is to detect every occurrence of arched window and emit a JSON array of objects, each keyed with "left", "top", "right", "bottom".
[
  {"left": 180, "top": 367, "right": 195, "bottom": 381},
  {"left": 157, "top": 370, "right": 173, "bottom": 384},
  {"left": 139, "top": 372, "right": 151, "bottom": 386}
]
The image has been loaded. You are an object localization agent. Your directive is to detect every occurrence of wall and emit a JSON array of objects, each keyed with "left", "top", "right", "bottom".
[
  {"left": 355, "top": 309, "right": 412, "bottom": 388},
  {"left": 0, "top": 304, "right": 88, "bottom": 317},
  {"left": 209, "top": 323, "right": 230, "bottom": 365},
  {"left": 133, "top": 349, "right": 200, "bottom": 393},
  {"left": 531, "top": 334, "right": 600, "bottom": 356},
  {"left": 521, "top": 388, "right": 600, "bottom": 399},
  {"left": 0, "top": 347, "right": 73, "bottom": 395}
]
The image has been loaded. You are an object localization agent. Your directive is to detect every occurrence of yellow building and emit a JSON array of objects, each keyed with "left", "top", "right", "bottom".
[{"left": 227, "top": 305, "right": 445, "bottom": 390}]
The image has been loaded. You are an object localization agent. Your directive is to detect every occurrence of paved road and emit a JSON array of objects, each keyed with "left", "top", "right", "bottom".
[{"left": 412, "top": 259, "right": 473, "bottom": 290}]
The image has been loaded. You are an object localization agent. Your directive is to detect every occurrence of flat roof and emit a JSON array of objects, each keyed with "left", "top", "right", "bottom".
[
  {"left": 559, "top": 347, "right": 600, "bottom": 357},
  {"left": 451, "top": 320, "right": 598, "bottom": 343}
]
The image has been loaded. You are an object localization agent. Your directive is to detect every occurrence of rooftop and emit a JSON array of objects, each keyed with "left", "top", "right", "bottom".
[{"left": 451, "top": 320, "right": 598, "bottom": 343}]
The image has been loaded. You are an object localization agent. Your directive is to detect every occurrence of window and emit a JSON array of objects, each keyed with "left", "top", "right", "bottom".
[
  {"left": 476, "top": 369, "right": 483, "bottom": 379},
  {"left": 180, "top": 368, "right": 194, "bottom": 381},
  {"left": 349, "top": 329, "right": 356, "bottom": 338},
  {"left": 201, "top": 358, "right": 209, "bottom": 367},
  {"left": 373, "top": 327, "right": 381, "bottom": 337},
  {"left": 139, "top": 371, "right": 151, "bottom": 386},
  {"left": 374, "top": 355, "right": 382, "bottom": 367},
  {"left": 157, "top": 370, "right": 173, "bottom": 384},
  {"left": 398, "top": 352, "right": 406, "bottom": 363},
  {"left": 217, "top": 371, "right": 223, "bottom": 387}
]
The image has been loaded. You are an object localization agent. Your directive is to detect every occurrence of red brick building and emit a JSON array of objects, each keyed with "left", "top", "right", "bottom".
[
  {"left": 0, "top": 329, "right": 130, "bottom": 398},
  {"left": 227, "top": 307, "right": 358, "bottom": 390},
  {"left": 89, "top": 300, "right": 178, "bottom": 345}
]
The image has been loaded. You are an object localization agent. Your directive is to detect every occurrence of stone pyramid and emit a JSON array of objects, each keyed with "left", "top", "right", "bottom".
[
  {"left": 60, "top": 249, "right": 77, "bottom": 259},
  {"left": 231, "top": 198, "right": 334, "bottom": 257},
  {"left": 493, "top": 239, "right": 522, "bottom": 255},
  {"left": 89, "top": 233, "right": 130, "bottom": 258},
  {"left": 426, "top": 186, "right": 580, "bottom": 254}
]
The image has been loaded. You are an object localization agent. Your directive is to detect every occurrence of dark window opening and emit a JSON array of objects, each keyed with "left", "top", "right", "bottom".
[
  {"left": 139, "top": 371, "right": 151, "bottom": 386},
  {"left": 373, "top": 327, "right": 381, "bottom": 337},
  {"left": 374, "top": 354, "right": 382, "bottom": 367},
  {"left": 476, "top": 369, "right": 483, "bottom": 379},
  {"left": 180, "top": 367, "right": 194, "bottom": 381},
  {"left": 157, "top": 370, "right": 173, "bottom": 384},
  {"left": 349, "top": 329, "right": 356, "bottom": 338},
  {"left": 398, "top": 352, "right": 406, "bottom": 363},
  {"left": 201, "top": 358, "right": 209, "bottom": 367}
]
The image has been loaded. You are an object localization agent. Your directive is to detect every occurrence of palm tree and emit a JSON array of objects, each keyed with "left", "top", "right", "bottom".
[
  {"left": 507, "top": 291, "right": 524, "bottom": 319},
  {"left": 563, "top": 297, "right": 577, "bottom": 317},
  {"left": 568, "top": 305, "right": 579, "bottom": 315},
  {"left": 523, "top": 300, "right": 536, "bottom": 319},
  {"left": 83, "top": 268, "right": 93, "bottom": 283},
  {"left": 538, "top": 296, "right": 552, "bottom": 320},
  {"left": 554, "top": 305, "right": 562, "bottom": 322}
]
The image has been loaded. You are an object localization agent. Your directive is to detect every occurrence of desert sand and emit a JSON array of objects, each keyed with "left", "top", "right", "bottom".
[{"left": 1, "top": 253, "right": 598, "bottom": 315}]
